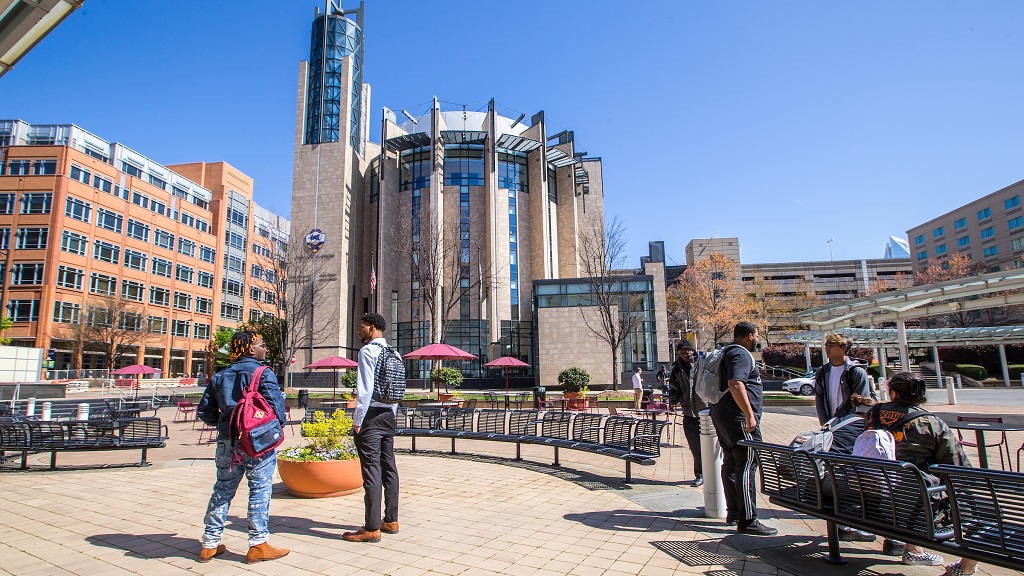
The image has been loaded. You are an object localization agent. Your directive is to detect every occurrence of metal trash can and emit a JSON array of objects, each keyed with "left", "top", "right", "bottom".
[
  {"left": 533, "top": 386, "right": 546, "bottom": 408},
  {"left": 298, "top": 389, "right": 309, "bottom": 410}
]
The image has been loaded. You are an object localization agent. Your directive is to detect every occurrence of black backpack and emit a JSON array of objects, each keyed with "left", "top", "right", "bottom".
[{"left": 369, "top": 342, "right": 407, "bottom": 404}]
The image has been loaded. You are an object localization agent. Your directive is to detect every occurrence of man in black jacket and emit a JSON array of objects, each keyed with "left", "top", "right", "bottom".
[
  {"left": 813, "top": 333, "right": 874, "bottom": 425},
  {"left": 669, "top": 340, "right": 705, "bottom": 487}
]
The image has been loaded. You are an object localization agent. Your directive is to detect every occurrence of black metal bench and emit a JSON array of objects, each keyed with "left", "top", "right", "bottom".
[
  {"left": 0, "top": 417, "right": 168, "bottom": 469},
  {"left": 396, "top": 408, "right": 668, "bottom": 481},
  {"left": 741, "top": 439, "right": 1024, "bottom": 571}
]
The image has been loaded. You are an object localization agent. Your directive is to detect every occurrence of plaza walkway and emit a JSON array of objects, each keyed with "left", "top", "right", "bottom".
[{"left": 1, "top": 398, "right": 1022, "bottom": 576}]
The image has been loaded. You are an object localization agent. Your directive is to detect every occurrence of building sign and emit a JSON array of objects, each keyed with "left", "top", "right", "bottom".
[{"left": 305, "top": 228, "right": 326, "bottom": 254}]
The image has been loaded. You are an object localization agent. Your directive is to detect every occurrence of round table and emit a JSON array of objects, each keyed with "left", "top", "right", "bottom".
[{"left": 942, "top": 414, "right": 1024, "bottom": 469}]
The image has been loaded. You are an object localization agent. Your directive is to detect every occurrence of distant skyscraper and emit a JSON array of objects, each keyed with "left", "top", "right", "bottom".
[{"left": 884, "top": 235, "right": 910, "bottom": 259}]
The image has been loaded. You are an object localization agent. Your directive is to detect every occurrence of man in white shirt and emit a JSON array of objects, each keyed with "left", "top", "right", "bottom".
[
  {"left": 342, "top": 313, "right": 399, "bottom": 543},
  {"left": 812, "top": 333, "right": 873, "bottom": 425},
  {"left": 632, "top": 367, "right": 643, "bottom": 409}
]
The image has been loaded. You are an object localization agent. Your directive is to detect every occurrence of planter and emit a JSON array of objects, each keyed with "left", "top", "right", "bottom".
[
  {"left": 563, "top": 392, "right": 581, "bottom": 399},
  {"left": 438, "top": 393, "right": 455, "bottom": 402},
  {"left": 277, "top": 457, "right": 362, "bottom": 498}
]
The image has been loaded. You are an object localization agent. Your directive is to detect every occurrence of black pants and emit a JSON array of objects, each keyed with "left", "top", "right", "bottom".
[
  {"left": 354, "top": 407, "right": 398, "bottom": 530},
  {"left": 681, "top": 414, "right": 702, "bottom": 476},
  {"left": 711, "top": 415, "right": 761, "bottom": 523}
]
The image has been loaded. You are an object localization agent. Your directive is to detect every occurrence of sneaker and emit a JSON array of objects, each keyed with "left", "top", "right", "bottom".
[
  {"left": 725, "top": 514, "right": 737, "bottom": 527},
  {"left": 903, "top": 551, "right": 943, "bottom": 566},
  {"left": 737, "top": 519, "right": 778, "bottom": 536},
  {"left": 882, "top": 539, "right": 906, "bottom": 556},
  {"left": 692, "top": 475, "right": 704, "bottom": 488},
  {"left": 838, "top": 527, "right": 876, "bottom": 542},
  {"left": 944, "top": 561, "right": 976, "bottom": 576}
]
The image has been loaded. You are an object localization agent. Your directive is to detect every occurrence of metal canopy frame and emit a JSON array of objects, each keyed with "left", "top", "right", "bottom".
[
  {"left": 786, "top": 326, "right": 1024, "bottom": 347},
  {"left": 440, "top": 130, "right": 487, "bottom": 145},
  {"left": 545, "top": 147, "right": 577, "bottom": 167},
  {"left": 384, "top": 132, "right": 430, "bottom": 152},
  {"left": 495, "top": 133, "right": 542, "bottom": 153}
]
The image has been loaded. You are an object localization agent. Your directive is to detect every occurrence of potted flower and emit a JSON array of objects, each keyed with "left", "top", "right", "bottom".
[
  {"left": 341, "top": 370, "right": 358, "bottom": 407},
  {"left": 277, "top": 409, "right": 361, "bottom": 498},
  {"left": 558, "top": 367, "right": 590, "bottom": 400},
  {"left": 432, "top": 366, "right": 464, "bottom": 403}
]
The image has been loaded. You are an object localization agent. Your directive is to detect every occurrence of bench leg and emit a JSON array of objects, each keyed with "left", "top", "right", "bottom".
[
  {"left": 451, "top": 438, "right": 456, "bottom": 455},
  {"left": 553, "top": 446, "right": 560, "bottom": 466},
  {"left": 20, "top": 450, "right": 27, "bottom": 469},
  {"left": 823, "top": 521, "right": 848, "bottom": 566},
  {"left": 140, "top": 448, "right": 148, "bottom": 466},
  {"left": 411, "top": 436, "right": 417, "bottom": 453},
  {"left": 515, "top": 442, "right": 521, "bottom": 461},
  {"left": 624, "top": 461, "right": 632, "bottom": 483},
  {"left": 50, "top": 451, "right": 57, "bottom": 470}
]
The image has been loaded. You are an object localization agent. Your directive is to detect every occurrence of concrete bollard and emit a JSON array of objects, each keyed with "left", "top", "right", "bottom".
[
  {"left": 77, "top": 402, "right": 89, "bottom": 421},
  {"left": 699, "top": 409, "right": 727, "bottom": 519},
  {"left": 945, "top": 376, "right": 957, "bottom": 406},
  {"left": 26, "top": 398, "right": 36, "bottom": 417},
  {"left": 955, "top": 374, "right": 962, "bottom": 389},
  {"left": 41, "top": 402, "right": 52, "bottom": 421}
]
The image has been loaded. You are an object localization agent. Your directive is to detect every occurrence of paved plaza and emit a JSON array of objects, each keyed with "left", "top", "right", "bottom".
[{"left": 1, "top": 393, "right": 1023, "bottom": 576}]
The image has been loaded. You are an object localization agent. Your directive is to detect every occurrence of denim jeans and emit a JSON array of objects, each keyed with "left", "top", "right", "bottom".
[{"left": 201, "top": 440, "right": 276, "bottom": 548}]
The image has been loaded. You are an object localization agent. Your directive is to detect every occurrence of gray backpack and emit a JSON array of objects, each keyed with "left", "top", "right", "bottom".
[
  {"left": 694, "top": 344, "right": 750, "bottom": 405},
  {"left": 369, "top": 342, "right": 407, "bottom": 404}
]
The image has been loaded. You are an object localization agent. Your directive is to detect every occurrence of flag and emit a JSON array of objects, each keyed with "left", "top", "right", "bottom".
[{"left": 370, "top": 263, "right": 377, "bottom": 294}]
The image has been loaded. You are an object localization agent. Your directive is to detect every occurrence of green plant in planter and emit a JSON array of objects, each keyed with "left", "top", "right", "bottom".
[
  {"left": 578, "top": 385, "right": 590, "bottom": 397},
  {"left": 341, "top": 369, "right": 358, "bottom": 393},
  {"left": 431, "top": 366, "right": 464, "bottom": 395},
  {"left": 279, "top": 409, "right": 359, "bottom": 462},
  {"left": 558, "top": 367, "right": 590, "bottom": 394}
]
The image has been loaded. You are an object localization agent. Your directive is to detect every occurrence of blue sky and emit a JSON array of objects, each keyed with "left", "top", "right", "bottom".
[{"left": 3, "top": 0, "right": 1024, "bottom": 266}]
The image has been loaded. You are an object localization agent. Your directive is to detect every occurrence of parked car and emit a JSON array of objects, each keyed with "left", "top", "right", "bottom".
[{"left": 783, "top": 371, "right": 816, "bottom": 396}]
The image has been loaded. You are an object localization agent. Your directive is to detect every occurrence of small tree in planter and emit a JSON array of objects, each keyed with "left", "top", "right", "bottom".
[
  {"left": 341, "top": 369, "right": 358, "bottom": 402},
  {"left": 558, "top": 367, "right": 591, "bottom": 398},
  {"left": 431, "top": 366, "right": 464, "bottom": 396}
]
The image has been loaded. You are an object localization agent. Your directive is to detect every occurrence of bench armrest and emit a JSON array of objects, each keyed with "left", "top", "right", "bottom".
[{"left": 628, "top": 434, "right": 662, "bottom": 452}]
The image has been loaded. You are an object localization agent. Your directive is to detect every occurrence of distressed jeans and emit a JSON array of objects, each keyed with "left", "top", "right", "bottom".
[{"left": 201, "top": 440, "right": 276, "bottom": 548}]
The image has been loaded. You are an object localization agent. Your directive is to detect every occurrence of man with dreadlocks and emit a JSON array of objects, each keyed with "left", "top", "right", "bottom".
[{"left": 197, "top": 331, "right": 289, "bottom": 564}]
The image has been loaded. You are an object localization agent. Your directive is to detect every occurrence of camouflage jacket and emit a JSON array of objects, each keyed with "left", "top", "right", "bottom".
[{"left": 864, "top": 402, "right": 971, "bottom": 471}]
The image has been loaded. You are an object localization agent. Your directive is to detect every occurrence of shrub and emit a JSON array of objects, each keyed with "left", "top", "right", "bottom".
[
  {"left": 280, "top": 409, "right": 359, "bottom": 462},
  {"left": 341, "top": 369, "right": 357, "bottom": 389},
  {"left": 431, "top": 366, "right": 463, "bottom": 394},
  {"left": 939, "top": 362, "right": 987, "bottom": 380},
  {"left": 1007, "top": 364, "right": 1024, "bottom": 380},
  {"left": 866, "top": 365, "right": 899, "bottom": 379},
  {"left": 557, "top": 367, "right": 591, "bottom": 393},
  {"left": 762, "top": 344, "right": 818, "bottom": 368}
]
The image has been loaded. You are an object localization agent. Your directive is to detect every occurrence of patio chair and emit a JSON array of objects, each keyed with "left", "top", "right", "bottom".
[
  {"left": 956, "top": 415, "right": 1012, "bottom": 471},
  {"left": 173, "top": 401, "right": 197, "bottom": 423}
]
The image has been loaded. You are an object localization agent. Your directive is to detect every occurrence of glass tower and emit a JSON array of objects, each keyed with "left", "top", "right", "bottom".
[{"left": 303, "top": 8, "right": 363, "bottom": 150}]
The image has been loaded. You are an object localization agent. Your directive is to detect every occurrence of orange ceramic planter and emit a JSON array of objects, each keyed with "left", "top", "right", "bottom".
[{"left": 277, "top": 457, "right": 362, "bottom": 498}]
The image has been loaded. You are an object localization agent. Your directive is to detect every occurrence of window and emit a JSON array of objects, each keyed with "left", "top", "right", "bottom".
[
  {"left": 249, "top": 286, "right": 262, "bottom": 301},
  {"left": 118, "top": 311, "right": 143, "bottom": 332},
  {"left": 251, "top": 264, "right": 263, "bottom": 280},
  {"left": 227, "top": 232, "right": 245, "bottom": 250},
  {"left": 96, "top": 208, "right": 123, "bottom": 233},
  {"left": 65, "top": 197, "right": 91, "bottom": 221},
  {"left": 917, "top": 251, "right": 928, "bottom": 261},
  {"left": 69, "top": 165, "right": 90, "bottom": 184},
  {"left": 1014, "top": 238, "right": 1024, "bottom": 251},
  {"left": 1007, "top": 196, "right": 1020, "bottom": 210},
  {"left": 93, "top": 240, "right": 120, "bottom": 264},
  {"left": 1010, "top": 217, "right": 1024, "bottom": 230},
  {"left": 195, "top": 218, "right": 209, "bottom": 234},
  {"left": 197, "top": 270, "right": 214, "bottom": 289},
  {"left": 6, "top": 160, "right": 29, "bottom": 175},
  {"left": 52, "top": 301, "right": 81, "bottom": 324},
  {"left": 92, "top": 174, "right": 112, "bottom": 193},
  {"left": 123, "top": 249, "right": 147, "bottom": 271},
  {"left": 10, "top": 263, "right": 44, "bottom": 285},
  {"left": 148, "top": 174, "right": 167, "bottom": 190},
  {"left": 172, "top": 185, "right": 188, "bottom": 200},
  {"left": 0, "top": 193, "right": 14, "bottom": 214},
  {"left": 914, "top": 234, "right": 924, "bottom": 245},
  {"left": 7, "top": 300, "right": 39, "bottom": 322},
  {"left": 199, "top": 245, "right": 216, "bottom": 263},
  {"left": 149, "top": 287, "right": 170, "bottom": 306},
  {"left": 194, "top": 323, "right": 210, "bottom": 340},
  {"left": 15, "top": 228, "right": 48, "bottom": 249},
  {"left": 981, "top": 227, "right": 995, "bottom": 239},
  {"left": 225, "top": 255, "right": 244, "bottom": 273},
  {"left": 173, "top": 291, "right": 192, "bottom": 310},
  {"left": 266, "top": 270, "right": 277, "bottom": 284},
  {"left": 954, "top": 217, "right": 967, "bottom": 230},
  {"left": 61, "top": 230, "right": 87, "bottom": 255},
  {"left": 152, "top": 257, "right": 172, "bottom": 278},
  {"left": 228, "top": 208, "right": 246, "bottom": 227},
  {"left": 265, "top": 292, "right": 276, "bottom": 305},
  {"left": 180, "top": 212, "right": 195, "bottom": 227},
  {"left": 984, "top": 246, "right": 999, "bottom": 258},
  {"left": 249, "top": 309, "right": 261, "bottom": 323},
  {"left": 131, "top": 191, "right": 150, "bottom": 210},
  {"left": 171, "top": 319, "right": 190, "bottom": 337},
  {"left": 56, "top": 265, "right": 84, "bottom": 290},
  {"left": 126, "top": 219, "right": 150, "bottom": 241},
  {"left": 175, "top": 264, "right": 194, "bottom": 284},
  {"left": 32, "top": 160, "right": 56, "bottom": 175},
  {"left": 957, "top": 236, "right": 970, "bottom": 248},
  {"left": 154, "top": 229, "right": 174, "bottom": 250},
  {"left": 192, "top": 197, "right": 209, "bottom": 210},
  {"left": 0, "top": 228, "right": 8, "bottom": 250},
  {"left": 979, "top": 207, "right": 992, "bottom": 220},
  {"left": 222, "top": 279, "right": 243, "bottom": 297},
  {"left": 933, "top": 227, "right": 944, "bottom": 238},
  {"left": 220, "top": 303, "right": 242, "bottom": 321},
  {"left": 20, "top": 192, "right": 52, "bottom": 214},
  {"left": 89, "top": 273, "right": 117, "bottom": 296},
  {"left": 121, "top": 161, "right": 143, "bottom": 178},
  {"left": 196, "top": 296, "right": 213, "bottom": 315},
  {"left": 252, "top": 243, "right": 262, "bottom": 255},
  {"left": 935, "top": 244, "right": 947, "bottom": 255},
  {"left": 443, "top": 145, "right": 485, "bottom": 186},
  {"left": 121, "top": 279, "right": 144, "bottom": 301},
  {"left": 177, "top": 237, "right": 195, "bottom": 257},
  {"left": 147, "top": 315, "right": 167, "bottom": 334},
  {"left": 85, "top": 306, "right": 112, "bottom": 327},
  {"left": 150, "top": 199, "right": 166, "bottom": 216}
]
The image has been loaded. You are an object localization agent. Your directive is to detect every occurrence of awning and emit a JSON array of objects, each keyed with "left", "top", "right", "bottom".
[
  {"left": 440, "top": 130, "right": 487, "bottom": 145},
  {"left": 546, "top": 147, "right": 577, "bottom": 168},
  {"left": 786, "top": 325, "right": 1024, "bottom": 346},
  {"left": 384, "top": 132, "right": 431, "bottom": 152},
  {"left": 496, "top": 133, "right": 542, "bottom": 153}
]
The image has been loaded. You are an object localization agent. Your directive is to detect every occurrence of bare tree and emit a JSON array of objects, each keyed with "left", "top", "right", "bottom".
[
  {"left": 745, "top": 276, "right": 824, "bottom": 346},
  {"left": 57, "top": 295, "right": 148, "bottom": 370},
  {"left": 283, "top": 247, "right": 337, "bottom": 371},
  {"left": 575, "top": 215, "right": 648, "bottom": 389}
]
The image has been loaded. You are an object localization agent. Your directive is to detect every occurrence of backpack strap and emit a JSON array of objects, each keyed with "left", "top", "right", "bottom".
[{"left": 892, "top": 410, "right": 932, "bottom": 430}]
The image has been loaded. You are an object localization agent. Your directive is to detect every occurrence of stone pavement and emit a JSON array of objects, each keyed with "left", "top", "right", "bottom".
[{"left": 1, "top": 398, "right": 1022, "bottom": 576}]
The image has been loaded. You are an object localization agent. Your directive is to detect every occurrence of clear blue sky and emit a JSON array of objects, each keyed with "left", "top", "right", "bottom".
[{"left": 3, "top": 0, "right": 1024, "bottom": 266}]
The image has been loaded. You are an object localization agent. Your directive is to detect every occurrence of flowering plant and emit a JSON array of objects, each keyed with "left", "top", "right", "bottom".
[{"left": 279, "top": 409, "right": 359, "bottom": 462}]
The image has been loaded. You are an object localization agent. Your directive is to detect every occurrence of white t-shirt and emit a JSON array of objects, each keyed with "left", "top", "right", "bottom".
[
  {"left": 632, "top": 373, "right": 643, "bottom": 390},
  {"left": 827, "top": 364, "right": 844, "bottom": 417}
]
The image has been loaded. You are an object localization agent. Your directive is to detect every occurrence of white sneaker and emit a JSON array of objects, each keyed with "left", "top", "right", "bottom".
[
  {"left": 903, "top": 551, "right": 943, "bottom": 566},
  {"left": 943, "top": 561, "right": 975, "bottom": 576}
]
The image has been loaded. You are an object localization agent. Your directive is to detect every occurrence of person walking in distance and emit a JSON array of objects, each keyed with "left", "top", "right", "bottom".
[
  {"left": 670, "top": 340, "right": 706, "bottom": 487},
  {"left": 710, "top": 322, "right": 777, "bottom": 536},
  {"left": 813, "top": 333, "right": 874, "bottom": 426},
  {"left": 343, "top": 313, "right": 400, "bottom": 543},
  {"left": 196, "top": 331, "right": 289, "bottom": 563},
  {"left": 632, "top": 367, "right": 644, "bottom": 409}
]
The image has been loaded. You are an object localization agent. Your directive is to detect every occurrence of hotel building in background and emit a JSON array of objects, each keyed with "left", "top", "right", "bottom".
[{"left": 0, "top": 120, "right": 289, "bottom": 376}]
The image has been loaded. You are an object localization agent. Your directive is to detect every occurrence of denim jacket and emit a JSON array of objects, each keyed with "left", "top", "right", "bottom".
[{"left": 197, "top": 358, "right": 286, "bottom": 441}]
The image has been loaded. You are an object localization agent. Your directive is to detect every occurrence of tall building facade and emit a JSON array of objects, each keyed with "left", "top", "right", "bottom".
[
  {"left": 906, "top": 177, "right": 1024, "bottom": 273},
  {"left": 0, "top": 120, "right": 288, "bottom": 376}
]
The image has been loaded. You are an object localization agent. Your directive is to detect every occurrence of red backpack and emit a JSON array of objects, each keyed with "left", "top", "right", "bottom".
[{"left": 229, "top": 366, "right": 283, "bottom": 461}]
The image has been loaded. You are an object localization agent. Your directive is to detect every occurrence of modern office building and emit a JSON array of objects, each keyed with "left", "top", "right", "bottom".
[
  {"left": 883, "top": 235, "right": 910, "bottom": 259},
  {"left": 906, "top": 177, "right": 1024, "bottom": 273},
  {"left": 0, "top": 120, "right": 288, "bottom": 376}
]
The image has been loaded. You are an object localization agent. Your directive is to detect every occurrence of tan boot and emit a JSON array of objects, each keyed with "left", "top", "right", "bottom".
[
  {"left": 198, "top": 544, "right": 226, "bottom": 563},
  {"left": 246, "top": 542, "right": 290, "bottom": 563},
  {"left": 381, "top": 521, "right": 399, "bottom": 534},
  {"left": 342, "top": 527, "right": 381, "bottom": 542}
]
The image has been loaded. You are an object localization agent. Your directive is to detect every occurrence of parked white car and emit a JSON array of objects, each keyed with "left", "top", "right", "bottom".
[{"left": 783, "top": 371, "right": 816, "bottom": 396}]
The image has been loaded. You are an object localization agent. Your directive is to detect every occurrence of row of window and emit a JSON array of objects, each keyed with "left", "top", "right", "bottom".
[
  {"left": 50, "top": 300, "right": 212, "bottom": 338},
  {"left": 55, "top": 229, "right": 217, "bottom": 284},
  {"left": 119, "top": 161, "right": 210, "bottom": 210},
  {"left": 0, "top": 192, "right": 53, "bottom": 215},
  {"left": 1, "top": 159, "right": 57, "bottom": 176},
  {"left": 61, "top": 201, "right": 218, "bottom": 261},
  {"left": 919, "top": 245, "right": 1001, "bottom": 260},
  {"left": 249, "top": 286, "right": 277, "bottom": 304},
  {"left": 916, "top": 196, "right": 1023, "bottom": 245}
]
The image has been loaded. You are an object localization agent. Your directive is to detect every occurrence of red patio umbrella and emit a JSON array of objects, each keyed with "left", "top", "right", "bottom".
[
  {"left": 303, "top": 356, "right": 358, "bottom": 399},
  {"left": 404, "top": 344, "right": 477, "bottom": 398},
  {"left": 112, "top": 364, "right": 162, "bottom": 400},
  {"left": 483, "top": 356, "right": 530, "bottom": 395}
]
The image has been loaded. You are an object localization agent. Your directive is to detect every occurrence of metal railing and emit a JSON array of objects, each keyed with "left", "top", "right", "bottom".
[{"left": 761, "top": 364, "right": 808, "bottom": 380}]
